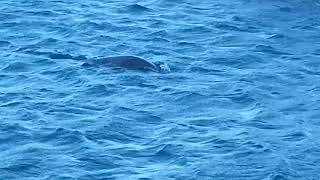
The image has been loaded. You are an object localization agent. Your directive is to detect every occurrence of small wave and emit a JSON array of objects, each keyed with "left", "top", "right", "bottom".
[
  {"left": 154, "top": 144, "right": 184, "bottom": 160},
  {"left": 24, "top": 10, "right": 60, "bottom": 17},
  {"left": 157, "top": 0, "right": 186, "bottom": 6},
  {"left": 0, "top": 13, "right": 20, "bottom": 21},
  {"left": 230, "top": 92, "right": 256, "bottom": 106},
  {"left": 281, "top": 132, "right": 307, "bottom": 142},
  {"left": 36, "top": 38, "right": 59, "bottom": 45},
  {"left": 32, "top": 58, "right": 57, "bottom": 66},
  {"left": 77, "top": 155, "right": 119, "bottom": 171},
  {"left": 189, "top": 118, "right": 217, "bottom": 127},
  {"left": 48, "top": 52, "right": 87, "bottom": 60},
  {"left": 47, "top": 106, "right": 95, "bottom": 115},
  {"left": 39, "top": 128, "right": 85, "bottom": 146},
  {"left": 0, "top": 40, "right": 11, "bottom": 47},
  {"left": 245, "top": 119, "right": 285, "bottom": 130},
  {"left": 2, "top": 62, "right": 31, "bottom": 72},
  {"left": 179, "top": 26, "right": 212, "bottom": 34},
  {"left": 267, "top": 34, "right": 287, "bottom": 40},
  {"left": 77, "top": 20, "right": 114, "bottom": 31},
  {"left": 242, "top": 141, "right": 264, "bottom": 149},
  {"left": 214, "top": 22, "right": 258, "bottom": 33},
  {"left": 0, "top": 123, "right": 32, "bottom": 146},
  {"left": 191, "top": 64, "right": 215, "bottom": 73},
  {"left": 84, "top": 84, "right": 115, "bottom": 96},
  {"left": 312, "top": 49, "right": 320, "bottom": 55},
  {"left": 174, "top": 92, "right": 208, "bottom": 104},
  {"left": 49, "top": 53, "right": 74, "bottom": 59},
  {"left": 1, "top": 162, "right": 41, "bottom": 177},
  {"left": 292, "top": 25, "right": 318, "bottom": 31},
  {"left": 254, "top": 45, "right": 293, "bottom": 55},
  {"left": 126, "top": 4, "right": 152, "bottom": 13},
  {"left": 1, "top": 22, "right": 20, "bottom": 28},
  {"left": 110, "top": 106, "right": 165, "bottom": 125},
  {"left": 91, "top": 35, "right": 119, "bottom": 43},
  {"left": 41, "top": 68, "right": 80, "bottom": 83},
  {"left": 85, "top": 121, "right": 148, "bottom": 144},
  {"left": 278, "top": 6, "right": 292, "bottom": 12},
  {"left": 147, "top": 30, "right": 168, "bottom": 37},
  {"left": 18, "top": 49, "right": 87, "bottom": 60},
  {"left": 0, "top": 101, "right": 23, "bottom": 107},
  {"left": 151, "top": 37, "right": 170, "bottom": 43},
  {"left": 177, "top": 42, "right": 197, "bottom": 47}
]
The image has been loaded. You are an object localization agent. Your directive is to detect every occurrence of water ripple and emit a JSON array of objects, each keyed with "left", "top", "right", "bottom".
[{"left": 0, "top": 0, "right": 319, "bottom": 179}]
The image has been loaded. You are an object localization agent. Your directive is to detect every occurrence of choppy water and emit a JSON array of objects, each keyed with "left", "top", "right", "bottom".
[{"left": 1, "top": 0, "right": 320, "bottom": 179}]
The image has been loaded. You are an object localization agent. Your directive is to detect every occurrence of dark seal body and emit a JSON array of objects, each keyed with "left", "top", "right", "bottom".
[{"left": 95, "top": 56, "right": 159, "bottom": 72}]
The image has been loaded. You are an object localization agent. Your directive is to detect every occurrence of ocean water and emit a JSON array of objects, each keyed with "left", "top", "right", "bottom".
[{"left": 1, "top": 0, "right": 320, "bottom": 179}]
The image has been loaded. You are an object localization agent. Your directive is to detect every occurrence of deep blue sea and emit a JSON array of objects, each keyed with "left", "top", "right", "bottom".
[{"left": 1, "top": 0, "right": 320, "bottom": 179}]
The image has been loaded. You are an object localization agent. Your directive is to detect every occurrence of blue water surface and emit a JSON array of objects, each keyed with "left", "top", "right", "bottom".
[{"left": 1, "top": 0, "right": 320, "bottom": 179}]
